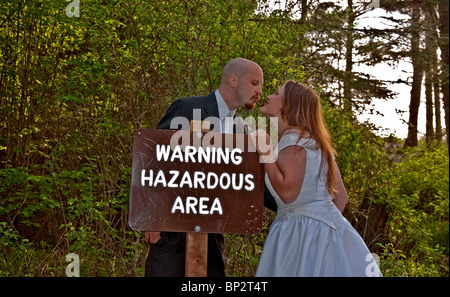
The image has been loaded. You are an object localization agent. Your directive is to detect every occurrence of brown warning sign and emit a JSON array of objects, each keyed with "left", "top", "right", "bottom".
[{"left": 128, "top": 129, "right": 264, "bottom": 234}]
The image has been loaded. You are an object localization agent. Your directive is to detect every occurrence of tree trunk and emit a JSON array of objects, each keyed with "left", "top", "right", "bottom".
[
  {"left": 425, "top": 66, "right": 434, "bottom": 143},
  {"left": 425, "top": 1, "right": 437, "bottom": 143},
  {"left": 433, "top": 55, "right": 442, "bottom": 141},
  {"left": 351, "top": 197, "right": 388, "bottom": 253},
  {"left": 438, "top": 0, "right": 449, "bottom": 146},
  {"left": 343, "top": 0, "right": 355, "bottom": 112},
  {"left": 295, "top": 0, "right": 309, "bottom": 63},
  {"left": 405, "top": 1, "right": 424, "bottom": 147}
]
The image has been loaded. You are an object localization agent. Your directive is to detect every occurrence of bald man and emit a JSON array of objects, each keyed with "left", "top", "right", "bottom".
[{"left": 144, "top": 58, "right": 274, "bottom": 277}]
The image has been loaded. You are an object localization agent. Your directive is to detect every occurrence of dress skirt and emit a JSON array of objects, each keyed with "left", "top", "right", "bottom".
[{"left": 255, "top": 206, "right": 382, "bottom": 277}]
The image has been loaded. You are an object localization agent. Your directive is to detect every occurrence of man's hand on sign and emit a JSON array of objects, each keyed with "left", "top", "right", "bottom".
[{"left": 145, "top": 231, "right": 161, "bottom": 244}]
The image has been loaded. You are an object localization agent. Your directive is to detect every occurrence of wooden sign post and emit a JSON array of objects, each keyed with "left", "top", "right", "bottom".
[
  {"left": 185, "top": 232, "right": 207, "bottom": 276},
  {"left": 128, "top": 123, "right": 264, "bottom": 277},
  {"left": 185, "top": 120, "right": 209, "bottom": 277}
]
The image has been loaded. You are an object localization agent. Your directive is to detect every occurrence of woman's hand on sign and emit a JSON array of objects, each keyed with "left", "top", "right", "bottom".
[
  {"left": 145, "top": 231, "right": 161, "bottom": 244},
  {"left": 250, "top": 129, "right": 277, "bottom": 163}
]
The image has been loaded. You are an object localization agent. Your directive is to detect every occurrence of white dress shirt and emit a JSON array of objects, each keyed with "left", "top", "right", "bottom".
[{"left": 215, "top": 89, "right": 236, "bottom": 134}]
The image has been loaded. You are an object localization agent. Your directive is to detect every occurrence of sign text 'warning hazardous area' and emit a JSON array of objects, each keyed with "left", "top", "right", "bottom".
[{"left": 129, "top": 129, "right": 264, "bottom": 234}]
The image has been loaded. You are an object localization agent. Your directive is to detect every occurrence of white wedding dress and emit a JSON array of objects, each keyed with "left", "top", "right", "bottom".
[{"left": 256, "top": 133, "right": 382, "bottom": 277}]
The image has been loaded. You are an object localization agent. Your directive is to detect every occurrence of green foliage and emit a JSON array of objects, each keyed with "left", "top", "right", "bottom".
[{"left": 374, "top": 141, "right": 449, "bottom": 276}]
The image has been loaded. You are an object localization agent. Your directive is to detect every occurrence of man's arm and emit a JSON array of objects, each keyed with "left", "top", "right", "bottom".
[
  {"left": 156, "top": 99, "right": 190, "bottom": 130},
  {"left": 263, "top": 184, "right": 277, "bottom": 212},
  {"left": 145, "top": 99, "right": 188, "bottom": 244}
]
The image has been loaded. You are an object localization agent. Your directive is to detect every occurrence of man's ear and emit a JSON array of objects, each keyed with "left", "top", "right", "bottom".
[{"left": 230, "top": 74, "right": 238, "bottom": 88}]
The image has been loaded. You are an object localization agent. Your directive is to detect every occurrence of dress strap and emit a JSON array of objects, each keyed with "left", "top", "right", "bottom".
[{"left": 276, "top": 133, "right": 318, "bottom": 153}]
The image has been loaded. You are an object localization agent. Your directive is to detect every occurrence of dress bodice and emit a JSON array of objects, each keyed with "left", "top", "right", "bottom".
[{"left": 265, "top": 133, "right": 343, "bottom": 232}]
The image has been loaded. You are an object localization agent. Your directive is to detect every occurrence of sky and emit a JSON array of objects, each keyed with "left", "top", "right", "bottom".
[
  {"left": 353, "top": 7, "right": 446, "bottom": 139},
  {"left": 265, "top": 0, "right": 446, "bottom": 140}
]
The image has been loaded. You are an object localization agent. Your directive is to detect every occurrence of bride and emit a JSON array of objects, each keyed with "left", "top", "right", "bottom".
[{"left": 251, "top": 80, "right": 382, "bottom": 277}]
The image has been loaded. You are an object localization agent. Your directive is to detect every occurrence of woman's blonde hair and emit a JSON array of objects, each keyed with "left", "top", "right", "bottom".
[{"left": 280, "top": 80, "right": 338, "bottom": 196}]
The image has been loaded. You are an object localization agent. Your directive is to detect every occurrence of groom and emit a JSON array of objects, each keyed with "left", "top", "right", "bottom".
[{"left": 144, "top": 58, "right": 277, "bottom": 277}]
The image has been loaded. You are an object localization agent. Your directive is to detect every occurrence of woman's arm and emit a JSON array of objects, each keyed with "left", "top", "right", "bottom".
[
  {"left": 251, "top": 129, "right": 307, "bottom": 204},
  {"left": 332, "top": 162, "right": 348, "bottom": 213},
  {"left": 264, "top": 146, "right": 307, "bottom": 204}
]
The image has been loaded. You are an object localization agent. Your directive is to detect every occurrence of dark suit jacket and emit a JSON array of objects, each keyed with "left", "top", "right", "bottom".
[
  {"left": 156, "top": 92, "right": 221, "bottom": 131},
  {"left": 145, "top": 92, "right": 276, "bottom": 277}
]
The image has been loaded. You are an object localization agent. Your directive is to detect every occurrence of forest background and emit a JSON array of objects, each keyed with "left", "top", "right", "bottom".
[{"left": 0, "top": 0, "right": 448, "bottom": 277}]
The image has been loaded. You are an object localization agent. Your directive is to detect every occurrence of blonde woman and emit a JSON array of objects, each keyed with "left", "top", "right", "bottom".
[{"left": 252, "top": 80, "right": 382, "bottom": 277}]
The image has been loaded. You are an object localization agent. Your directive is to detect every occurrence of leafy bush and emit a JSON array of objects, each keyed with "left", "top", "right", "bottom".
[{"left": 373, "top": 141, "right": 449, "bottom": 276}]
